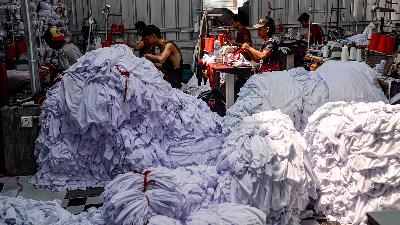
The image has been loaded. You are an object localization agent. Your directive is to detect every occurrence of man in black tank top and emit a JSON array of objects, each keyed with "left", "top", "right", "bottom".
[{"left": 143, "top": 25, "right": 183, "bottom": 89}]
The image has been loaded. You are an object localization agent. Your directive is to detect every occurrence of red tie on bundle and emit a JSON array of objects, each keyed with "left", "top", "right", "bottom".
[{"left": 116, "top": 65, "right": 130, "bottom": 102}]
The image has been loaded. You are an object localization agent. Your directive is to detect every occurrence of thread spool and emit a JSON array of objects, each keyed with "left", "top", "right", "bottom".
[
  {"left": 356, "top": 48, "right": 363, "bottom": 62},
  {"left": 349, "top": 47, "right": 357, "bottom": 60},
  {"left": 205, "top": 37, "right": 215, "bottom": 53},
  {"left": 385, "top": 35, "right": 395, "bottom": 55},
  {"left": 376, "top": 34, "right": 389, "bottom": 54},
  {"left": 323, "top": 45, "right": 329, "bottom": 58},
  {"left": 218, "top": 34, "right": 224, "bottom": 46},
  {"left": 368, "top": 33, "right": 381, "bottom": 51},
  {"left": 341, "top": 45, "right": 349, "bottom": 61}
]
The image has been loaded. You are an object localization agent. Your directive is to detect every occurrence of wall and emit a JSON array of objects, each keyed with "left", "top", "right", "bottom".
[{"left": 69, "top": 0, "right": 400, "bottom": 64}]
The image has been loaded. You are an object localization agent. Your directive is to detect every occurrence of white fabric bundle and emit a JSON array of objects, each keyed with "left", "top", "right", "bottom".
[
  {"left": 223, "top": 61, "right": 387, "bottom": 135},
  {"left": 345, "top": 34, "right": 369, "bottom": 46},
  {"left": 304, "top": 101, "right": 400, "bottom": 225},
  {"left": 101, "top": 166, "right": 218, "bottom": 224},
  {"left": 223, "top": 68, "right": 306, "bottom": 135},
  {"left": 182, "top": 75, "right": 211, "bottom": 97},
  {"left": 32, "top": 44, "right": 223, "bottom": 191},
  {"left": 186, "top": 203, "right": 267, "bottom": 225},
  {"left": 216, "top": 110, "right": 317, "bottom": 225},
  {"left": 0, "top": 196, "right": 92, "bottom": 225}
]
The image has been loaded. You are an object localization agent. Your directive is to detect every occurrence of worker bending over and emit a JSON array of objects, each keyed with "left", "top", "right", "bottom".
[
  {"left": 43, "top": 26, "right": 82, "bottom": 72},
  {"left": 298, "top": 13, "right": 325, "bottom": 45},
  {"left": 127, "top": 21, "right": 156, "bottom": 57},
  {"left": 230, "top": 14, "right": 252, "bottom": 47},
  {"left": 143, "top": 25, "right": 183, "bottom": 89},
  {"left": 241, "top": 18, "right": 280, "bottom": 72}
]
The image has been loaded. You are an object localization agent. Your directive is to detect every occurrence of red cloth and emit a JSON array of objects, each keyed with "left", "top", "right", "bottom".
[
  {"left": 236, "top": 27, "right": 252, "bottom": 46},
  {"left": 310, "top": 24, "right": 324, "bottom": 45}
]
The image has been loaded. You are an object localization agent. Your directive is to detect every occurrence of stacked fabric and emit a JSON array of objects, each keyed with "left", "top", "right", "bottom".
[
  {"left": 100, "top": 166, "right": 218, "bottom": 224},
  {"left": 223, "top": 68, "right": 306, "bottom": 134},
  {"left": 186, "top": 203, "right": 267, "bottom": 225},
  {"left": 216, "top": 110, "right": 317, "bottom": 225},
  {"left": 345, "top": 34, "right": 369, "bottom": 46},
  {"left": 223, "top": 61, "right": 387, "bottom": 135},
  {"left": 0, "top": 196, "right": 92, "bottom": 225},
  {"left": 181, "top": 75, "right": 211, "bottom": 98},
  {"left": 31, "top": 44, "right": 223, "bottom": 191},
  {"left": 304, "top": 101, "right": 400, "bottom": 225}
]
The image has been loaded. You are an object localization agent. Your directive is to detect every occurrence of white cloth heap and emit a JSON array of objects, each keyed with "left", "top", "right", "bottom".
[
  {"left": 101, "top": 166, "right": 218, "bottom": 225},
  {"left": 345, "top": 34, "right": 369, "bottom": 46},
  {"left": 304, "top": 101, "right": 400, "bottom": 225},
  {"left": 181, "top": 75, "right": 211, "bottom": 97},
  {"left": 223, "top": 61, "right": 387, "bottom": 135},
  {"left": 186, "top": 203, "right": 267, "bottom": 225},
  {"left": 31, "top": 44, "right": 223, "bottom": 191},
  {"left": 215, "top": 110, "right": 317, "bottom": 225},
  {"left": 0, "top": 196, "right": 92, "bottom": 225}
]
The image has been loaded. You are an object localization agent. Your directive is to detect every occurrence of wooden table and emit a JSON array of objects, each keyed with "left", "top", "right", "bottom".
[{"left": 207, "top": 63, "right": 253, "bottom": 108}]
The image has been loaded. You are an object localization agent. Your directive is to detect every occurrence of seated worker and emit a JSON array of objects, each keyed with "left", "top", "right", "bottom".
[
  {"left": 230, "top": 14, "right": 252, "bottom": 47},
  {"left": 43, "top": 26, "right": 82, "bottom": 72},
  {"left": 241, "top": 17, "right": 280, "bottom": 73},
  {"left": 143, "top": 25, "right": 183, "bottom": 89},
  {"left": 127, "top": 21, "right": 156, "bottom": 57},
  {"left": 298, "top": 13, "right": 325, "bottom": 45}
]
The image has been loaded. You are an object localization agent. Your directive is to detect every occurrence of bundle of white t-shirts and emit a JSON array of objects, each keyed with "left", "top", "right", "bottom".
[
  {"left": 0, "top": 196, "right": 92, "bottom": 225},
  {"left": 223, "top": 61, "right": 387, "bottom": 135},
  {"left": 304, "top": 101, "right": 400, "bottom": 225},
  {"left": 345, "top": 34, "right": 369, "bottom": 46},
  {"left": 223, "top": 68, "right": 306, "bottom": 135},
  {"left": 216, "top": 110, "right": 317, "bottom": 225},
  {"left": 32, "top": 44, "right": 223, "bottom": 191},
  {"left": 186, "top": 203, "right": 266, "bottom": 225},
  {"left": 101, "top": 166, "right": 218, "bottom": 224}
]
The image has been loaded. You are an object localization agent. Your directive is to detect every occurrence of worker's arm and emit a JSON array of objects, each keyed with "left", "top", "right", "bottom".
[
  {"left": 144, "top": 43, "right": 172, "bottom": 64},
  {"left": 242, "top": 43, "right": 270, "bottom": 61},
  {"left": 127, "top": 40, "right": 145, "bottom": 51}
]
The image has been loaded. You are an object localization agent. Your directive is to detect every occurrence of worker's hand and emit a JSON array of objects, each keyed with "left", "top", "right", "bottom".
[
  {"left": 229, "top": 40, "right": 237, "bottom": 46},
  {"left": 242, "top": 43, "right": 251, "bottom": 50},
  {"left": 144, "top": 54, "right": 151, "bottom": 60},
  {"left": 302, "top": 33, "right": 310, "bottom": 39}
]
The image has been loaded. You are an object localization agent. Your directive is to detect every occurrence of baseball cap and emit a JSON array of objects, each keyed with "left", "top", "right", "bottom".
[{"left": 253, "top": 17, "right": 268, "bottom": 28}]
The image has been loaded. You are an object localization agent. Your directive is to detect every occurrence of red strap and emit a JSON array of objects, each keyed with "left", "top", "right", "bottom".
[{"left": 115, "top": 65, "right": 130, "bottom": 102}]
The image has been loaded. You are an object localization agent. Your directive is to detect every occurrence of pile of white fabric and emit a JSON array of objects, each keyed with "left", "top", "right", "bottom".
[
  {"left": 186, "top": 203, "right": 267, "bottom": 225},
  {"left": 345, "top": 34, "right": 369, "bottom": 46},
  {"left": 100, "top": 166, "right": 218, "bottom": 224},
  {"left": 0, "top": 196, "right": 92, "bottom": 225},
  {"left": 223, "top": 61, "right": 387, "bottom": 135},
  {"left": 216, "top": 110, "right": 317, "bottom": 225},
  {"left": 181, "top": 75, "right": 210, "bottom": 97},
  {"left": 31, "top": 44, "right": 223, "bottom": 191},
  {"left": 223, "top": 68, "right": 306, "bottom": 134},
  {"left": 304, "top": 101, "right": 400, "bottom": 225}
]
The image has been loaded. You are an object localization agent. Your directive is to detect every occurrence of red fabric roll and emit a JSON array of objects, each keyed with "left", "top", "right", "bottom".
[
  {"left": 385, "top": 35, "right": 395, "bottom": 55},
  {"left": 376, "top": 34, "right": 388, "bottom": 54},
  {"left": 368, "top": 33, "right": 381, "bottom": 51}
]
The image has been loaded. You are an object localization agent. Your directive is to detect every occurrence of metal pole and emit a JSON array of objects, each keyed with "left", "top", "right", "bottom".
[{"left": 21, "top": 0, "right": 41, "bottom": 94}]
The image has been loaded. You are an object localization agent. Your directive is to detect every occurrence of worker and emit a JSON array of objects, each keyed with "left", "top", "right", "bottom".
[
  {"left": 143, "top": 25, "right": 183, "bottom": 89},
  {"left": 127, "top": 21, "right": 156, "bottom": 57},
  {"left": 241, "top": 17, "right": 280, "bottom": 72},
  {"left": 230, "top": 14, "right": 252, "bottom": 47},
  {"left": 297, "top": 13, "right": 325, "bottom": 45},
  {"left": 43, "top": 26, "right": 82, "bottom": 72}
]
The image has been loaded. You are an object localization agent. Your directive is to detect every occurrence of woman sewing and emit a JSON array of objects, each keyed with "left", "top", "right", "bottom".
[{"left": 241, "top": 17, "right": 280, "bottom": 72}]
